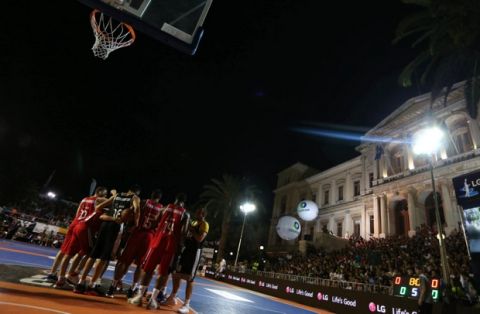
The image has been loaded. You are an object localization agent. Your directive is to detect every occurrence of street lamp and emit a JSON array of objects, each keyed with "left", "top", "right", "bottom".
[
  {"left": 259, "top": 245, "right": 264, "bottom": 250},
  {"left": 413, "top": 126, "right": 450, "bottom": 284},
  {"left": 47, "top": 191, "right": 56, "bottom": 199},
  {"left": 234, "top": 202, "right": 256, "bottom": 268}
]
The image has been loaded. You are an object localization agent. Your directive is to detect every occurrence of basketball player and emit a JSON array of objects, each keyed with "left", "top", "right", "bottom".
[
  {"left": 74, "top": 185, "right": 141, "bottom": 295},
  {"left": 53, "top": 187, "right": 109, "bottom": 288},
  {"left": 164, "top": 207, "right": 209, "bottom": 313},
  {"left": 128, "top": 193, "right": 188, "bottom": 309},
  {"left": 45, "top": 187, "right": 108, "bottom": 282},
  {"left": 106, "top": 189, "right": 164, "bottom": 298}
]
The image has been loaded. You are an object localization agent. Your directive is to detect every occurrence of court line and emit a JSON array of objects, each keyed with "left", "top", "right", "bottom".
[
  {"left": 0, "top": 258, "right": 50, "bottom": 269},
  {"left": 199, "top": 277, "right": 328, "bottom": 314},
  {"left": 0, "top": 246, "right": 52, "bottom": 258},
  {"left": 0, "top": 301, "right": 71, "bottom": 314},
  {"left": 192, "top": 292, "right": 286, "bottom": 314}
]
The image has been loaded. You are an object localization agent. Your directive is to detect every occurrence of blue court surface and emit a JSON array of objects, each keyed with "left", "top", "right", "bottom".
[{"left": 0, "top": 240, "right": 325, "bottom": 314}]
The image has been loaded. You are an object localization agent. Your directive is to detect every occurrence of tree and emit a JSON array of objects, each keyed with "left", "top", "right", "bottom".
[
  {"left": 394, "top": 0, "right": 480, "bottom": 118},
  {"left": 200, "top": 174, "right": 260, "bottom": 263}
]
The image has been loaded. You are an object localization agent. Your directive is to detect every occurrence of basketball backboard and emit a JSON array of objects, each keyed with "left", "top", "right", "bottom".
[{"left": 77, "top": 0, "right": 213, "bottom": 55}]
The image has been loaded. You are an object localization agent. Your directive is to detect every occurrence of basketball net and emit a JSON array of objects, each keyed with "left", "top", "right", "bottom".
[{"left": 90, "top": 9, "right": 136, "bottom": 60}]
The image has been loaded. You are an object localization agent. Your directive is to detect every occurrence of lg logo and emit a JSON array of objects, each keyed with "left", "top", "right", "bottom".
[{"left": 368, "top": 302, "right": 386, "bottom": 313}]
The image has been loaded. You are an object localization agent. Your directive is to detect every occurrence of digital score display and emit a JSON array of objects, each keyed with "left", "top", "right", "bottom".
[{"left": 393, "top": 276, "right": 440, "bottom": 302}]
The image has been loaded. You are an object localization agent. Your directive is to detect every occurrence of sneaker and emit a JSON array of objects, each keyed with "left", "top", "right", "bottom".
[
  {"left": 128, "top": 294, "right": 143, "bottom": 306},
  {"left": 178, "top": 304, "right": 190, "bottom": 314},
  {"left": 105, "top": 285, "right": 115, "bottom": 298},
  {"left": 146, "top": 298, "right": 158, "bottom": 310},
  {"left": 45, "top": 273, "right": 58, "bottom": 282},
  {"left": 164, "top": 296, "right": 177, "bottom": 306},
  {"left": 73, "top": 282, "right": 86, "bottom": 294},
  {"left": 66, "top": 273, "right": 79, "bottom": 285},
  {"left": 126, "top": 288, "right": 136, "bottom": 299},
  {"left": 53, "top": 279, "right": 66, "bottom": 289},
  {"left": 156, "top": 291, "right": 167, "bottom": 303}
]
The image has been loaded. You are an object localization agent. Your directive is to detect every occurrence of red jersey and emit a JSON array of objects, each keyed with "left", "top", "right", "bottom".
[
  {"left": 138, "top": 199, "right": 163, "bottom": 232},
  {"left": 71, "top": 196, "right": 98, "bottom": 226},
  {"left": 153, "top": 203, "right": 186, "bottom": 242}
]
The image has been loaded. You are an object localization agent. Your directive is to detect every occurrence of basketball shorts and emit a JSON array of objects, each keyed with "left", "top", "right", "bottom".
[
  {"left": 118, "top": 229, "right": 154, "bottom": 265},
  {"left": 176, "top": 239, "right": 202, "bottom": 282},
  {"left": 89, "top": 221, "right": 121, "bottom": 261},
  {"left": 141, "top": 234, "right": 176, "bottom": 275}
]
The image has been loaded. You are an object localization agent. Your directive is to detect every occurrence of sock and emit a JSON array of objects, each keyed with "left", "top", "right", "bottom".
[
  {"left": 78, "top": 278, "right": 85, "bottom": 285},
  {"left": 151, "top": 288, "right": 160, "bottom": 300},
  {"left": 184, "top": 299, "right": 190, "bottom": 306},
  {"left": 138, "top": 285, "right": 147, "bottom": 297},
  {"left": 132, "top": 282, "right": 139, "bottom": 290},
  {"left": 161, "top": 286, "right": 167, "bottom": 294},
  {"left": 111, "top": 279, "right": 118, "bottom": 287}
]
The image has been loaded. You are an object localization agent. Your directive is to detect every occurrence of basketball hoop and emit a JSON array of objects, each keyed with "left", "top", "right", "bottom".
[{"left": 90, "top": 9, "right": 136, "bottom": 59}]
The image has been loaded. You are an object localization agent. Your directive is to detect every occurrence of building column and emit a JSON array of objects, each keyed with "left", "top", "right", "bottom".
[
  {"left": 317, "top": 185, "right": 323, "bottom": 207},
  {"left": 381, "top": 151, "right": 389, "bottom": 178},
  {"left": 440, "top": 181, "right": 458, "bottom": 235},
  {"left": 466, "top": 114, "right": 480, "bottom": 150},
  {"left": 380, "top": 194, "right": 388, "bottom": 237},
  {"left": 373, "top": 195, "right": 379, "bottom": 237},
  {"left": 405, "top": 143, "right": 415, "bottom": 170},
  {"left": 344, "top": 210, "right": 353, "bottom": 238},
  {"left": 328, "top": 215, "right": 335, "bottom": 235},
  {"left": 330, "top": 180, "right": 336, "bottom": 205},
  {"left": 361, "top": 206, "right": 366, "bottom": 239},
  {"left": 346, "top": 172, "right": 353, "bottom": 201},
  {"left": 407, "top": 188, "right": 417, "bottom": 237},
  {"left": 361, "top": 155, "right": 367, "bottom": 193}
]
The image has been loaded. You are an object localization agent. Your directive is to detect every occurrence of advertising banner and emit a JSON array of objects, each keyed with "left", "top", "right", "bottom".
[{"left": 205, "top": 270, "right": 445, "bottom": 314}]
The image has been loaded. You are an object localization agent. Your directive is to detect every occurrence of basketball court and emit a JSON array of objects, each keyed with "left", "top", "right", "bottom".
[{"left": 0, "top": 240, "right": 329, "bottom": 314}]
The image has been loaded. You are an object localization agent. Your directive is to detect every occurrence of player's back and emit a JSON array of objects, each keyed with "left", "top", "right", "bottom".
[{"left": 138, "top": 199, "right": 163, "bottom": 231}]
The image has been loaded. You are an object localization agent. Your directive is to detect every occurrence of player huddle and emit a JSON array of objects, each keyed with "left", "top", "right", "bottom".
[{"left": 44, "top": 186, "right": 209, "bottom": 313}]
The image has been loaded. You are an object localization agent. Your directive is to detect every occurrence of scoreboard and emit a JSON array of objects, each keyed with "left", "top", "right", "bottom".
[{"left": 392, "top": 276, "right": 440, "bottom": 302}]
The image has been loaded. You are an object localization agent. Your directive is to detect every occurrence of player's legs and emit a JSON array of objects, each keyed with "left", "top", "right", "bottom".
[
  {"left": 46, "top": 251, "right": 64, "bottom": 280},
  {"left": 68, "top": 253, "right": 84, "bottom": 276},
  {"left": 54, "top": 254, "right": 73, "bottom": 287},
  {"left": 167, "top": 274, "right": 182, "bottom": 299},
  {"left": 177, "top": 280, "right": 194, "bottom": 314},
  {"left": 90, "top": 259, "right": 108, "bottom": 286}
]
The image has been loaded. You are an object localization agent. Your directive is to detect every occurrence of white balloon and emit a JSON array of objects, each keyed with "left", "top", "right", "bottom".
[
  {"left": 297, "top": 200, "right": 319, "bottom": 222},
  {"left": 276, "top": 216, "right": 301, "bottom": 240}
]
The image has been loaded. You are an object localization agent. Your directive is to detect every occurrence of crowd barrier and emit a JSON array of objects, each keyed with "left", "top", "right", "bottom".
[{"left": 206, "top": 269, "right": 475, "bottom": 314}]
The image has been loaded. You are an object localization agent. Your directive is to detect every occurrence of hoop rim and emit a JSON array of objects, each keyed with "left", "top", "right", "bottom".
[{"left": 90, "top": 9, "right": 136, "bottom": 41}]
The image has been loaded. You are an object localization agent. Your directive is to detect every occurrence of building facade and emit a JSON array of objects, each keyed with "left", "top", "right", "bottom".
[{"left": 267, "top": 82, "right": 480, "bottom": 253}]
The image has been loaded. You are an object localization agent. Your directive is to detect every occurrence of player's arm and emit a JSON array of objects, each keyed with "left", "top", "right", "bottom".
[
  {"left": 418, "top": 276, "right": 426, "bottom": 306},
  {"left": 192, "top": 221, "right": 209, "bottom": 243},
  {"left": 73, "top": 200, "right": 84, "bottom": 219},
  {"left": 99, "top": 214, "right": 116, "bottom": 222},
  {"left": 95, "top": 196, "right": 114, "bottom": 213},
  {"left": 133, "top": 195, "right": 141, "bottom": 227}
]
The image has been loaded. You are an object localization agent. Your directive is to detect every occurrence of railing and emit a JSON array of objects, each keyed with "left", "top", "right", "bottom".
[{"left": 226, "top": 266, "right": 393, "bottom": 295}]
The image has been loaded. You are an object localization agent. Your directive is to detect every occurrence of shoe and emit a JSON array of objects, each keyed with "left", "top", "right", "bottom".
[
  {"left": 126, "top": 288, "right": 136, "bottom": 299},
  {"left": 53, "top": 279, "right": 66, "bottom": 289},
  {"left": 116, "top": 280, "right": 123, "bottom": 292},
  {"left": 46, "top": 273, "right": 58, "bottom": 282},
  {"left": 164, "top": 296, "right": 177, "bottom": 306},
  {"left": 157, "top": 291, "right": 167, "bottom": 303},
  {"left": 146, "top": 298, "right": 158, "bottom": 310},
  {"left": 105, "top": 285, "right": 115, "bottom": 298},
  {"left": 128, "top": 294, "right": 143, "bottom": 306},
  {"left": 73, "top": 282, "right": 86, "bottom": 294},
  {"left": 66, "top": 273, "right": 79, "bottom": 285},
  {"left": 178, "top": 304, "right": 190, "bottom": 314}
]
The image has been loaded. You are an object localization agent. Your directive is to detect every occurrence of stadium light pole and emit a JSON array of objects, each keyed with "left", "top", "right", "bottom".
[
  {"left": 234, "top": 202, "right": 256, "bottom": 269},
  {"left": 412, "top": 126, "right": 450, "bottom": 285},
  {"left": 47, "top": 191, "right": 56, "bottom": 199}
]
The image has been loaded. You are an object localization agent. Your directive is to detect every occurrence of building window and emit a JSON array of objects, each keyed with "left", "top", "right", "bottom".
[
  {"left": 280, "top": 196, "right": 287, "bottom": 215},
  {"left": 393, "top": 153, "right": 404, "bottom": 173},
  {"left": 338, "top": 186, "right": 344, "bottom": 201},
  {"left": 324, "top": 190, "right": 329, "bottom": 205},
  {"left": 369, "top": 173, "right": 374, "bottom": 187},
  {"left": 369, "top": 215, "right": 374, "bottom": 234},
  {"left": 337, "top": 222, "right": 343, "bottom": 237},
  {"left": 354, "top": 181, "right": 360, "bottom": 196},
  {"left": 354, "top": 222, "right": 360, "bottom": 236},
  {"left": 455, "top": 131, "right": 473, "bottom": 153}
]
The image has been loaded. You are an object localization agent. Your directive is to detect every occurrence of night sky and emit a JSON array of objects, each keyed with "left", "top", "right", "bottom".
[{"left": 1, "top": 1, "right": 423, "bottom": 209}]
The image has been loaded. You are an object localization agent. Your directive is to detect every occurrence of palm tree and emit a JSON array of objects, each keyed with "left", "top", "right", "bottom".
[
  {"left": 200, "top": 174, "right": 259, "bottom": 263},
  {"left": 394, "top": 0, "right": 480, "bottom": 118}
]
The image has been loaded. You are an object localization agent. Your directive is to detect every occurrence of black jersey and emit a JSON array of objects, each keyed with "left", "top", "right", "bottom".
[{"left": 105, "top": 193, "right": 134, "bottom": 219}]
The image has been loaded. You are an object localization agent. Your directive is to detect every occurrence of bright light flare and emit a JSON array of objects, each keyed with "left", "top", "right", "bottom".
[
  {"left": 412, "top": 127, "right": 444, "bottom": 155},
  {"left": 47, "top": 191, "right": 56, "bottom": 199},
  {"left": 240, "top": 202, "right": 256, "bottom": 214}
]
